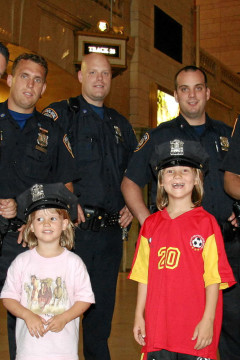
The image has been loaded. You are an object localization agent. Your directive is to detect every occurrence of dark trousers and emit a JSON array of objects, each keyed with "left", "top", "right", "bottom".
[
  {"left": 147, "top": 349, "right": 212, "bottom": 360},
  {"left": 0, "top": 231, "right": 27, "bottom": 360},
  {"left": 74, "top": 226, "right": 123, "bottom": 360},
  {"left": 218, "top": 262, "right": 240, "bottom": 360}
]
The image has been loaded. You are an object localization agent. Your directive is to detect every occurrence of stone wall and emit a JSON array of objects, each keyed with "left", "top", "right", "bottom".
[{"left": 196, "top": 0, "right": 240, "bottom": 74}]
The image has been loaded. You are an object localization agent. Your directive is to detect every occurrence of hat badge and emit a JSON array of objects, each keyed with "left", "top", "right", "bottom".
[
  {"left": 170, "top": 139, "right": 184, "bottom": 156},
  {"left": 31, "top": 184, "right": 45, "bottom": 202}
]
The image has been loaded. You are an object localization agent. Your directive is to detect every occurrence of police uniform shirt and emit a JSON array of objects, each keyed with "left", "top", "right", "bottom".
[
  {"left": 221, "top": 115, "right": 240, "bottom": 175},
  {"left": 125, "top": 114, "right": 233, "bottom": 225},
  {"left": 0, "top": 101, "right": 76, "bottom": 198},
  {"left": 43, "top": 95, "right": 137, "bottom": 214}
]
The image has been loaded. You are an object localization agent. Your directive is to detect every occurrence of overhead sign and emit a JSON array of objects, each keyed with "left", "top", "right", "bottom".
[
  {"left": 84, "top": 43, "right": 119, "bottom": 57},
  {"left": 74, "top": 31, "right": 128, "bottom": 72}
]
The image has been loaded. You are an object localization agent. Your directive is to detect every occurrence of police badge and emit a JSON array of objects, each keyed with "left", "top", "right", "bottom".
[
  {"left": 114, "top": 125, "right": 123, "bottom": 144},
  {"left": 220, "top": 136, "right": 229, "bottom": 151},
  {"left": 36, "top": 127, "right": 48, "bottom": 153},
  {"left": 31, "top": 184, "right": 45, "bottom": 202}
]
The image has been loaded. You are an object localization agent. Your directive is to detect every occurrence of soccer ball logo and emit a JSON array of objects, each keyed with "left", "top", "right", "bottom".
[{"left": 190, "top": 235, "right": 205, "bottom": 251}]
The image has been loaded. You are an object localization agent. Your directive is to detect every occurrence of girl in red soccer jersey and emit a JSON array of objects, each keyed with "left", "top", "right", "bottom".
[{"left": 129, "top": 139, "right": 236, "bottom": 360}]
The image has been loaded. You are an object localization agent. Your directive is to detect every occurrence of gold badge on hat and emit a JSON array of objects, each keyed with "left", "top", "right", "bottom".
[
  {"left": 170, "top": 139, "right": 184, "bottom": 156},
  {"left": 36, "top": 127, "right": 49, "bottom": 153},
  {"left": 220, "top": 137, "right": 229, "bottom": 151},
  {"left": 31, "top": 184, "right": 45, "bottom": 202}
]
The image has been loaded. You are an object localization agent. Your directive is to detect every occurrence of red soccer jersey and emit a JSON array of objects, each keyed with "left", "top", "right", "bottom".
[{"left": 129, "top": 207, "right": 236, "bottom": 359}]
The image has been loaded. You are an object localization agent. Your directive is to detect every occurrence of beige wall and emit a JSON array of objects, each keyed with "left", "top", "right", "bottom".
[
  {"left": 196, "top": 0, "right": 240, "bottom": 74},
  {"left": 130, "top": 0, "right": 195, "bottom": 128}
]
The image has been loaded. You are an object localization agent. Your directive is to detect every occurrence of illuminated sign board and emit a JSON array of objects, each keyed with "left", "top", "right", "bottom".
[
  {"left": 84, "top": 43, "right": 120, "bottom": 57},
  {"left": 74, "top": 31, "right": 128, "bottom": 69}
]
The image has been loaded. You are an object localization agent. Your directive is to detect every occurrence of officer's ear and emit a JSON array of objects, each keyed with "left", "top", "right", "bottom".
[
  {"left": 206, "top": 86, "right": 210, "bottom": 101},
  {"left": 40, "top": 82, "right": 47, "bottom": 97},
  {"left": 174, "top": 90, "right": 179, "bottom": 103},
  {"left": 78, "top": 70, "right": 83, "bottom": 84},
  {"left": 7, "top": 74, "right": 13, "bottom": 88}
]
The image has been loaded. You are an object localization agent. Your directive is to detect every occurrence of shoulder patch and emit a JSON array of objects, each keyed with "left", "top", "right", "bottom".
[
  {"left": 42, "top": 108, "right": 58, "bottom": 121},
  {"left": 134, "top": 132, "right": 150, "bottom": 152},
  {"left": 63, "top": 134, "right": 74, "bottom": 158},
  {"left": 231, "top": 117, "right": 239, "bottom": 136}
]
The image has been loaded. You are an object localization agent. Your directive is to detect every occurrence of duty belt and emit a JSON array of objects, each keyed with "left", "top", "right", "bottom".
[
  {"left": 80, "top": 205, "right": 120, "bottom": 232},
  {"left": 0, "top": 217, "right": 23, "bottom": 256}
]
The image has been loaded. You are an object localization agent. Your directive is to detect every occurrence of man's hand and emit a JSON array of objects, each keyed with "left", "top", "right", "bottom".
[
  {"left": 0, "top": 199, "right": 17, "bottom": 219},
  {"left": 17, "top": 224, "right": 27, "bottom": 247},
  {"left": 76, "top": 204, "right": 85, "bottom": 225},
  {"left": 119, "top": 205, "right": 133, "bottom": 228},
  {"left": 228, "top": 212, "right": 238, "bottom": 228}
]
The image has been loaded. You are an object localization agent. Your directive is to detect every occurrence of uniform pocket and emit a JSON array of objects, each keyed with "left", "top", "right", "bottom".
[
  {"left": 75, "top": 135, "right": 100, "bottom": 162},
  {"left": 19, "top": 145, "right": 52, "bottom": 180}
]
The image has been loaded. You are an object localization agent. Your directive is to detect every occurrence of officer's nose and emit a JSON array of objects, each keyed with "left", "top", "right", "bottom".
[
  {"left": 26, "top": 78, "right": 34, "bottom": 88},
  {"left": 188, "top": 88, "right": 196, "bottom": 98},
  {"left": 96, "top": 72, "right": 103, "bottom": 81}
]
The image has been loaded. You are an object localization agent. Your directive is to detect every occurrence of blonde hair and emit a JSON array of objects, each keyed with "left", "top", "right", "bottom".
[
  {"left": 23, "top": 208, "right": 75, "bottom": 250},
  {"left": 156, "top": 167, "right": 204, "bottom": 210}
]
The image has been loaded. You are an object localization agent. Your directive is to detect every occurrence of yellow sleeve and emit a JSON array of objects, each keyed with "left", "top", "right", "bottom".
[
  {"left": 202, "top": 234, "right": 228, "bottom": 289},
  {"left": 129, "top": 235, "right": 150, "bottom": 284}
]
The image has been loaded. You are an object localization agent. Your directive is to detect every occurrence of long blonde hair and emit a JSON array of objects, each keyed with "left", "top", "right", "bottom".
[
  {"left": 156, "top": 167, "right": 204, "bottom": 210},
  {"left": 23, "top": 208, "right": 75, "bottom": 250}
]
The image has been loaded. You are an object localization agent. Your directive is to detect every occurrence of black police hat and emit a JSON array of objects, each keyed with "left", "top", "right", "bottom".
[
  {"left": 17, "top": 183, "right": 78, "bottom": 222},
  {"left": 151, "top": 139, "right": 209, "bottom": 174}
]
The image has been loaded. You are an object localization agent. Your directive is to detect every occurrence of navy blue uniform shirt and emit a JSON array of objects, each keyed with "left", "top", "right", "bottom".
[
  {"left": 43, "top": 95, "right": 137, "bottom": 214},
  {"left": 125, "top": 113, "right": 233, "bottom": 225},
  {"left": 0, "top": 100, "right": 76, "bottom": 198}
]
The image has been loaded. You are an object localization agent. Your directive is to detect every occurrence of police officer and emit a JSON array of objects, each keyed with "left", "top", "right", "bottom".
[
  {"left": 0, "top": 53, "right": 76, "bottom": 360},
  {"left": 121, "top": 65, "right": 239, "bottom": 360},
  {"left": 42, "top": 53, "right": 137, "bottom": 360},
  {"left": 219, "top": 117, "right": 240, "bottom": 360},
  {"left": 0, "top": 42, "right": 17, "bottom": 224}
]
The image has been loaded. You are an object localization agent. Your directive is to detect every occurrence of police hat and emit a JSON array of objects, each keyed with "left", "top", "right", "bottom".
[
  {"left": 151, "top": 139, "right": 209, "bottom": 174},
  {"left": 17, "top": 183, "right": 78, "bottom": 222}
]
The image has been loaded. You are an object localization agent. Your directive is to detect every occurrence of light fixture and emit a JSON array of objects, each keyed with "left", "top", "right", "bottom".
[{"left": 97, "top": 20, "right": 110, "bottom": 32}]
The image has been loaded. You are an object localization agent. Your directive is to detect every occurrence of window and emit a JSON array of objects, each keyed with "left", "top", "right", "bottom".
[{"left": 154, "top": 6, "right": 182, "bottom": 63}]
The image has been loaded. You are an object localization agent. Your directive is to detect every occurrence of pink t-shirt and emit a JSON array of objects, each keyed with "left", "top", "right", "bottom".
[{"left": 1, "top": 248, "right": 95, "bottom": 360}]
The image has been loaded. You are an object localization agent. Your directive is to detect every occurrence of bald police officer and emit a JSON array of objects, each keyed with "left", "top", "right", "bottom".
[{"left": 43, "top": 53, "right": 137, "bottom": 360}]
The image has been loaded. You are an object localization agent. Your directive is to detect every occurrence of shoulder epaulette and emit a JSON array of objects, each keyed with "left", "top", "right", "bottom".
[{"left": 67, "top": 97, "right": 80, "bottom": 113}]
